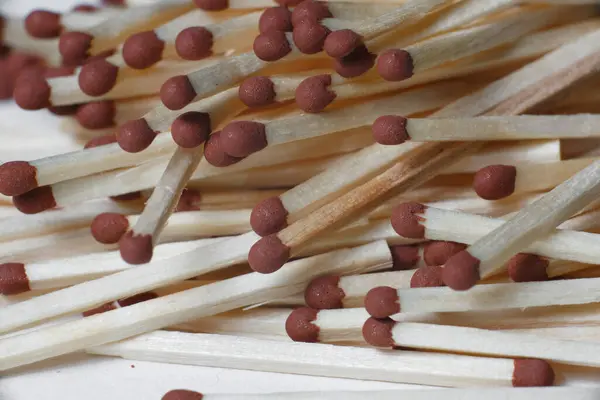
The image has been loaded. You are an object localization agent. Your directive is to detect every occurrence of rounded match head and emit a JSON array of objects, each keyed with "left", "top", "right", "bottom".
[
  {"left": 512, "top": 359, "right": 555, "bottom": 387},
  {"left": 119, "top": 231, "right": 153, "bottom": 265},
  {"left": 193, "top": 0, "right": 228, "bottom": 11},
  {"left": 253, "top": 30, "right": 292, "bottom": 62},
  {"left": 364, "top": 286, "right": 400, "bottom": 318},
  {"left": 0, "top": 61, "right": 13, "bottom": 100},
  {"left": 203, "top": 131, "right": 243, "bottom": 167},
  {"left": 123, "top": 31, "right": 165, "bottom": 69},
  {"left": 238, "top": 76, "right": 276, "bottom": 108},
  {"left": 390, "top": 244, "right": 420, "bottom": 271},
  {"left": 473, "top": 165, "right": 517, "bottom": 200},
  {"left": 0, "top": 161, "right": 37, "bottom": 196},
  {"left": 175, "top": 188, "right": 201, "bottom": 212},
  {"left": 162, "top": 390, "right": 204, "bottom": 400},
  {"left": 372, "top": 115, "right": 409, "bottom": 146},
  {"left": 304, "top": 275, "right": 344, "bottom": 309},
  {"left": 259, "top": 7, "right": 293, "bottom": 33},
  {"left": 423, "top": 241, "right": 467, "bottom": 266},
  {"left": 12, "top": 186, "right": 56, "bottom": 214},
  {"left": 285, "top": 307, "right": 320, "bottom": 342},
  {"left": 59, "top": 31, "right": 93, "bottom": 66},
  {"left": 84, "top": 134, "right": 117, "bottom": 149},
  {"left": 220, "top": 121, "right": 267, "bottom": 158},
  {"left": 171, "top": 111, "right": 211, "bottom": 149},
  {"left": 508, "top": 253, "right": 549, "bottom": 283},
  {"left": 160, "top": 75, "right": 196, "bottom": 110},
  {"left": 333, "top": 44, "right": 375, "bottom": 78},
  {"left": 117, "top": 291, "right": 159, "bottom": 307},
  {"left": 175, "top": 27, "right": 213, "bottom": 61},
  {"left": 76, "top": 100, "right": 116, "bottom": 129},
  {"left": 116, "top": 118, "right": 158, "bottom": 153},
  {"left": 441, "top": 250, "right": 481, "bottom": 291},
  {"left": 291, "top": 0, "right": 332, "bottom": 26},
  {"left": 90, "top": 212, "right": 129, "bottom": 244},
  {"left": 250, "top": 196, "right": 288, "bottom": 236},
  {"left": 25, "top": 10, "right": 61, "bottom": 38},
  {"left": 248, "top": 234, "right": 290, "bottom": 274},
  {"left": 390, "top": 202, "right": 426, "bottom": 239},
  {"left": 324, "top": 29, "right": 362, "bottom": 59},
  {"left": 78, "top": 59, "right": 119, "bottom": 96},
  {"left": 410, "top": 265, "right": 444, "bottom": 288},
  {"left": 362, "top": 317, "right": 395, "bottom": 348},
  {"left": 292, "top": 21, "right": 330, "bottom": 54},
  {"left": 377, "top": 49, "right": 414, "bottom": 82},
  {"left": 295, "top": 74, "right": 336, "bottom": 113},
  {"left": 13, "top": 72, "right": 51, "bottom": 110},
  {"left": 0, "top": 263, "right": 30, "bottom": 295}
]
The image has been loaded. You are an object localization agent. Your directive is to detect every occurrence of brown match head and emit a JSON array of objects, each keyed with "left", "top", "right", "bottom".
[
  {"left": 304, "top": 275, "right": 344, "bottom": 309},
  {"left": 248, "top": 234, "right": 290, "bottom": 274},
  {"left": 13, "top": 72, "right": 51, "bottom": 110},
  {"left": 333, "top": 44, "right": 375, "bottom": 78},
  {"left": 473, "top": 165, "right": 517, "bottom": 200},
  {"left": 76, "top": 100, "right": 116, "bottom": 129},
  {"left": 513, "top": 359, "right": 555, "bottom": 387},
  {"left": 441, "top": 250, "right": 481, "bottom": 291},
  {"left": 238, "top": 76, "right": 276, "bottom": 108},
  {"left": 73, "top": 4, "right": 98, "bottom": 12},
  {"left": 259, "top": 7, "right": 293, "bottom": 34},
  {"left": 25, "top": 10, "right": 62, "bottom": 38},
  {"left": 377, "top": 49, "right": 414, "bottom": 82},
  {"left": 160, "top": 75, "right": 196, "bottom": 111},
  {"left": 0, "top": 161, "right": 37, "bottom": 196},
  {"left": 203, "top": 131, "right": 243, "bottom": 167},
  {"left": 175, "top": 188, "right": 201, "bottom": 212},
  {"left": 423, "top": 241, "right": 467, "bottom": 266},
  {"left": 59, "top": 31, "right": 93, "bottom": 66},
  {"left": 324, "top": 29, "right": 362, "bottom": 59},
  {"left": 285, "top": 307, "right": 320, "bottom": 342},
  {"left": 78, "top": 59, "right": 119, "bottom": 96},
  {"left": 362, "top": 317, "right": 395, "bottom": 348},
  {"left": 117, "top": 291, "right": 159, "bottom": 307},
  {"left": 291, "top": 0, "right": 332, "bottom": 26},
  {"left": 162, "top": 390, "right": 204, "bottom": 400},
  {"left": 13, "top": 186, "right": 56, "bottom": 214},
  {"left": 84, "top": 134, "right": 117, "bottom": 149},
  {"left": 48, "top": 104, "right": 79, "bottom": 116},
  {"left": 91, "top": 212, "right": 129, "bottom": 244},
  {"left": 171, "top": 111, "right": 211, "bottom": 149},
  {"left": 0, "top": 263, "right": 30, "bottom": 295},
  {"left": 410, "top": 265, "right": 444, "bottom": 288},
  {"left": 292, "top": 21, "right": 330, "bottom": 55},
  {"left": 253, "top": 31, "right": 292, "bottom": 62},
  {"left": 123, "top": 31, "right": 165, "bottom": 69},
  {"left": 295, "top": 74, "right": 336, "bottom": 113},
  {"left": 390, "top": 202, "right": 426, "bottom": 239},
  {"left": 116, "top": 118, "right": 158, "bottom": 153},
  {"left": 175, "top": 27, "right": 213, "bottom": 61},
  {"left": 119, "top": 231, "right": 153, "bottom": 265},
  {"left": 372, "top": 115, "right": 409, "bottom": 146},
  {"left": 220, "top": 121, "right": 267, "bottom": 158},
  {"left": 250, "top": 196, "right": 288, "bottom": 236},
  {"left": 508, "top": 253, "right": 549, "bottom": 283},
  {"left": 193, "top": 0, "right": 228, "bottom": 10},
  {"left": 390, "top": 244, "right": 420, "bottom": 271},
  {"left": 0, "top": 60, "right": 12, "bottom": 100},
  {"left": 364, "top": 286, "right": 399, "bottom": 318}
]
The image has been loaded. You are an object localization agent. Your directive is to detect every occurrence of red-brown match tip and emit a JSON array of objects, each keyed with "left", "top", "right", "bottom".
[
  {"left": 0, "top": 161, "right": 38, "bottom": 196},
  {"left": 390, "top": 244, "right": 420, "bottom": 271},
  {"left": 248, "top": 234, "right": 290, "bottom": 274},
  {"left": 238, "top": 76, "right": 276, "bottom": 108},
  {"left": 324, "top": 29, "right": 362, "bottom": 59},
  {"left": 25, "top": 10, "right": 62, "bottom": 38},
  {"left": 291, "top": 0, "right": 332, "bottom": 26},
  {"left": 333, "top": 44, "right": 375, "bottom": 78},
  {"left": 171, "top": 111, "right": 211, "bottom": 149},
  {"left": 364, "top": 286, "right": 399, "bottom": 318},
  {"left": 304, "top": 275, "right": 344, "bottom": 309},
  {"left": 175, "top": 27, "right": 213, "bottom": 61},
  {"left": 513, "top": 359, "right": 555, "bottom": 387},
  {"left": 76, "top": 100, "right": 116, "bottom": 129},
  {"left": 377, "top": 49, "right": 414, "bottom": 82},
  {"left": 59, "top": 31, "right": 93, "bottom": 66},
  {"left": 390, "top": 202, "right": 427, "bottom": 239},
  {"left": 78, "top": 59, "right": 119, "bottom": 96},
  {"left": 250, "top": 196, "right": 288, "bottom": 237},
  {"left": 220, "top": 121, "right": 267, "bottom": 158},
  {"left": 203, "top": 131, "right": 243, "bottom": 167},
  {"left": 292, "top": 21, "right": 330, "bottom": 55},
  {"left": 123, "top": 31, "right": 165, "bottom": 69},
  {"left": 362, "top": 317, "right": 396, "bottom": 348},
  {"left": 119, "top": 231, "right": 153, "bottom": 265},
  {"left": 193, "top": 0, "right": 228, "bottom": 11},
  {"left": 12, "top": 186, "right": 56, "bottom": 214},
  {"left": 441, "top": 250, "right": 481, "bottom": 291},
  {"left": 116, "top": 118, "right": 158, "bottom": 153},
  {"left": 0, "top": 263, "right": 30, "bottom": 295},
  {"left": 259, "top": 7, "right": 293, "bottom": 33},
  {"left": 162, "top": 390, "right": 204, "bottom": 400},
  {"left": 285, "top": 307, "right": 320, "bottom": 342},
  {"left": 508, "top": 253, "right": 549, "bottom": 283},
  {"left": 295, "top": 74, "right": 336, "bottom": 113},
  {"left": 91, "top": 212, "right": 130, "bottom": 244},
  {"left": 473, "top": 165, "right": 517, "bottom": 200},
  {"left": 372, "top": 115, "right": 409, "bottom": 145},
  {"left": 175, "top": 188, "right": 201, "bottom": 212},
  {"left": 410, "top": 265, "right": 444, "bottom": 288},
  {"left": 84, "top": 134, "right": 117, "bottom": 149},
  {"left": 13, "top": 72, "right": 51, "bottom": 110},
  {"left": 423, "top": 241, "right": 467, "bottom": 266},
  {"left": 160, "top": 75, "right": 197, "bottom": 111},
  {"left": 253, "top": 31, "right": 292, "bottom": 62}
]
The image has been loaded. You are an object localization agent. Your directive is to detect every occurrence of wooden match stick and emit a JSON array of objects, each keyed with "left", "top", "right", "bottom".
[
  {"left": 74, "top": 96, "right": 161, "bottom": 130},
  {"left": 23, "top": 7, "right": 120, "bottom": 39}
]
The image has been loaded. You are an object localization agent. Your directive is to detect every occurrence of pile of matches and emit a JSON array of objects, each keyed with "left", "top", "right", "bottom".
[{"left": 7, "top": 0, "right": 600, "bottom": 398}]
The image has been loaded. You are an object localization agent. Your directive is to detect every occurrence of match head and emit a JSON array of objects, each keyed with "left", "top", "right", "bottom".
[
  {"left": 162, "top": 390, "right": 204, "bottom": 400},
  {"left": 116, "top": 118, "right": 158, "bottom": 153},
  {"left": 377, "top": 49, "right": 414, "bottom": 82},
  {"left": 25, "top": 10, "right": 62, "bottom": 38},
  {"left": 512, "top": 359, "right": 555, "bottom": 387},
  {"left": 423, "top": 241, "right": 467, "bottom": 266},
  {"left": 13, "top": 72, "right": 51, "bottom": 110},
  {"left": 292, "top": 21, "right": 330, "bottom": 55},
  {"left": 238, "top": 76, "right": 276, "bottom": 108},
  {"left": 259, "top": 7, "right": 293, "bottom": 34},
  {"left": 175, "top": 27, "right": 213, "bottom": 61},
  {"left": 253, "top": 31, "right": 292, "bottom": 62},
  {"left": 324, "top": 29, "right": 362, "bottom": 59},
  {"left": 285, "top": 307, "right": 319, "bottom": 342},
  {"left": 160, "top": 75, "right": 197, "bottom": 111},
  {"left": 175, "top": 188, "right": 201, "bottom": 212},
  {"left": 75, "top": 100, "right": 116, "bottom": 129},
  {"left": 295, "top": 74, "right": 336, "bottom": 113},
  {"left": 250, "top": 196, "right": 288, "bottom": 236},
  {"left": 78, "top": 59, "right": 119, "bottom": 96},
  {"left": 364, "top": 286, "right": 399, "bottom": 318},
  {"left": 13, "top": 186, "right": 56, "bottom": 214},
  {"left": 91, "top": 213, "right": 130, "bottom": 244},
  {"left": 220, "top": 121, "right": 267, "bottom": 158},
  {"left": 410, "top": 265, "right": 444, "bottom": 288},
  {"left": 508, "top": 253, "right": 549, "bottom": 283},
  {"left": 123, "top": 31, "right": 165, "bottom": 69},
  {"left": 304, "top": 275, "right": 344, "bottom": 309},
  {"left": 119, "top": 231, "right": 153, "bottom": 265},
  {"left": 333, "top": 44, "right": 375, "bottom": 78},
  {"left": 441, "top": 250, "right": 481, "bottom": 291},
  {"left": 390, "top": 202, "right": 426, "bottom": 239},
  {"left": 291, "top": 0, "right": 332, "bottom": 26},
  {"left": 171, "top": 111, "right": 211, "bottom": 149},
  {"left": 362, "top": 317, "right": 396, "bottom": 348},
  {"left": 390, "top": 245, "right": 420, "bottom": 270},
  {"left": 48, "top": 104, "right": 79, "bottom": 116},
  {"left": 0, "top": 263, "right": 30, "bottom": 295},
  {"left": 372, "top": 115, "right": 409, "bottom": 146},
  {"left": 473, "top": 165, "right": 517, "bottom": 200},
  {"left": 58, "top": 31, "right": 93, "bottom": 66},
  {"left": 84, "top": 134, "right": 117, "bottom": 149},
  {"left": 193, "top": 0, "right": 228, "bottom": 11},
  {"left": 247, "top": 234, "right": 290, "bottom": 274},
  {"left": 0, "top": 161, "right": 37, "bottom": 196},
  {"left": 203, "top": 131, "right": 243, "bottom": 167}
]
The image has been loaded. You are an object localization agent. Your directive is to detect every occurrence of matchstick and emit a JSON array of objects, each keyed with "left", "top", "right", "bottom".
[
  {"left": 74, "top": 96, "right": 161, "bottom": 130},
  {"left": 24, "top": 8, "right": 119, "bottom": 39},
  {"left": 286, "top": 306, "right": 368, "bottom": 343}
]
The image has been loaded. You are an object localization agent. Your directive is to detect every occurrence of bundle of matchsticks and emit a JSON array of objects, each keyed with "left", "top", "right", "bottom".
[{"left": 5, "top": 0, "right": 600, "bottom": 397}]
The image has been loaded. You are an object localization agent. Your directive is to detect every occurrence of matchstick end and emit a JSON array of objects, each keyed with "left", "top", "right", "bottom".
[
  {"left": 91, "top": 213, "right": 130, "bottom": 244},
  {"left": 76, "top": 100, "right": 116, "bottom": 130},
  {"left": 441, "top": 251, "right": 481, "bottom": 291},
  {"left": 364, "top": 286, "right": 400, "bottom": 318},
  {"left": 291, "top": 0, "right": 332, "bottom": 27},
  {"left": 423, "top": 241, "right": 467, "bottom": 267},
  {"left": 473, "top": 165, "right": 517, "bottom": 200},
  {"left": 160, "top": 75, "right": 197, "bottom": 111},
  {"left": 13, "top": 72, "right": 51, "bottom": 110},
  {"left": 239, "top": 76, "right": 276, "bottom": 108},
  {"left": 259, "top": 7, "right": 293, "bottom": 34},
  {"left": 362, "top": 317, "right": 396, "bottom": 348},
  {"left": 123, "top": 31, "right": 165, "bottom": 70},
  {"left": 119, "top": 232, "right": 154, "bottom": 265},
  {"left": 248, "top": 234, "right": 290, "bottom": 274},
  {"left": 333, "top": 45, "right": 376, "bottom": 78},
  {"left": 171, "top": 111, "right": 211, "bottom": 149},
  {"left": 12, "top": 186, "right": 56, "bottom": 214},
  {"left": 512, "top": 359, "right": 555, "bottom": 387},
  {"left": 0, "top": 263, "right": 30, "bottom": 295},
  {"left": 204, "top": 131, "right": 243, "bottom": 167},
  {"left": 253, "top": 31, "right": 292, "bottom": 62},
  {"left": 285, "top": 307, "right": 320, "bottom": 342},
  {"left": 221, "top": 121, "right": 267, "bottom": 158},
  {"left": 390, "top": 245, "right": 420, "bottom": 270},
  {"left": 175, "top": 27, "right": 213, "bottom": 61},
  {"left": 0, "top": 161, "right": 38, "bottom": 196},
  {"left": 193, "top": 0, "right": 228, "bottom": 11},
  {"left": 377, "top": 49, "right": 414, "bottom": 82},
  {"left": 304, "top": 275, "right": 344, "bottom": 309},
  {"left": 78, "top": 59, "right": 119, "bottom": 97},
  {"left": 24, "top": 10, "right": 61, "bottom": 39},
  {"left": 410, "top": 265, "right": 444, "bottom": 288},
  {"left": 116, "top": 118, "right": 158, "bottom": 153},
  {"left": 59, "top": 31, "right": 93, "bottom": 66},
  {"left": 324, "top": 29, "right": 362, "bottom": 59},
  {"left": 250, "top": 196, "right": 289, "bottom": 236},
  {"left": 372, "top": 115, "right": 409, "bottom": 146},
  {"left": 508, "top": 254, "right": 549, "bottom": 283},
  {"left": 292, "top": 21, "right": 330, "bottom": 55},
  {"left": 295, "top": 74, "right": 336, "bottom": 113},
  {"left": 390, "top": 202, "right": 427, "bottom": 239},
  {"left": 162, "top": 389, "right": 204, "bottom": 400}
]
